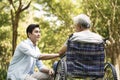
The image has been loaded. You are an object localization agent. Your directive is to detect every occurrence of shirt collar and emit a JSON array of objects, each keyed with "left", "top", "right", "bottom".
[
  {"left": 27, "top": 38, "right": 36, "bottom": 47},
  {"left": 75, "top": 29, "right": 90, "bottom": 34}
]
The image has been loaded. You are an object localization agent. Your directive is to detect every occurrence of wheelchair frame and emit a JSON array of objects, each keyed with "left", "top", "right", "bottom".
[
  {"left": 54, "top": 57, "right": 118, "bottom": 80},
  {"left": 53, "top": 40, "right": 118, "bottom": 80}
]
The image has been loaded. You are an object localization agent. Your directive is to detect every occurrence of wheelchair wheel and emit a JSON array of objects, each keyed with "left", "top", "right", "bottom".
[
  {"left": 54, "top": 59, "right": 67, "bottom": 80},
  {"left": 104, "top": 62, "right": 118, "bottom": 80}
]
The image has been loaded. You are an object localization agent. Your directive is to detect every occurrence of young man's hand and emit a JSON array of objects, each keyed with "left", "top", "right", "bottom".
[{"left": 48, "top": 69, "right": 54, "bottom": 76}]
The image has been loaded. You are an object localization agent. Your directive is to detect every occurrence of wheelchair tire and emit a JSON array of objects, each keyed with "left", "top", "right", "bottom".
[
  {"left": 54, "top": 59, "right": 67, "bottom": 80},
  {"left": 104, "top": 62, "right": 118, "bottom": 80}
]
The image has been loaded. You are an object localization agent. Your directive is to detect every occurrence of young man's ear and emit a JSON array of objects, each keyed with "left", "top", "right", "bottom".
[
  {"left": 78, "top": 25, "right": 82, "bottom": 30},
  {"left": 28, "top": 32, "right": 31, "bottom": 38}
]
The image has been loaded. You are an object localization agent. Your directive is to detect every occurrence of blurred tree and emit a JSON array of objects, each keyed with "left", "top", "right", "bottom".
[
  {"left": 0, "top": 1, "right": 12, "bottom": 79},
  {"left": 0, "top": 26, "right": 12, "bottom": 80},
  {"left": 0, "top": 0, "right": 10, "bottom": 27}
]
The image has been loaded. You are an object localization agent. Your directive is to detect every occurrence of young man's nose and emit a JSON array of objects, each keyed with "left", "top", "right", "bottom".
[{"left": 38, "top": 33, "right": 41, "bottom": 36}]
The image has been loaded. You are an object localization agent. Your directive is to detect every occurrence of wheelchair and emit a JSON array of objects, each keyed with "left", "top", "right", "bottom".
[{"left": 53, "top": 40, "right": 118, "bottom": 80}]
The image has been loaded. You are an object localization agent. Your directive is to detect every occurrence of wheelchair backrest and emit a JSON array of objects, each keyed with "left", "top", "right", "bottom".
[{"left": 66, "top": 40, "right": 105, "bottom": 78}]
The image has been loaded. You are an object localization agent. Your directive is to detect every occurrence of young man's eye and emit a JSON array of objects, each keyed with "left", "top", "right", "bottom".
[{"left": 34, "top": 30, "right": 40, "bottom": 33}]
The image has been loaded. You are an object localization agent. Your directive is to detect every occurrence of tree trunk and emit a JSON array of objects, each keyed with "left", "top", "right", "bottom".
[
  {"left": 10, "top": 9, "right": 19, "bottom": 55},
  {"left": 12, "top": 20, "right": 18, "bottom": 55},
  {"left": 8, "top": 0, "right": 31, "bottom": 55}
]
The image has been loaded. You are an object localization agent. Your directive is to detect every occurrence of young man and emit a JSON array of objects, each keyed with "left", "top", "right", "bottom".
[{"left": 7, "top": 24, "right": 60, "bottom": 80}]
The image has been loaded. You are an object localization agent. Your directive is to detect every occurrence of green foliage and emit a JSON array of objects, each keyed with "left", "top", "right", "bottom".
[
  {"left": 0, "top": 26, "right": 12, "bottom": 79},
  {"left": 17, "top": 25, "right": 27, "bottom": 43},
  {"left": 0, "top": 1, "right": 12, "bottom": 79},
  {"left": 38, "top": 20, "right": 62, "bottom": 56},
  {"left": 0, "top": 69, "right": 7, "bottom": 80},
  {"left": 37, "top": 0, "right": 82, "bottom": 26},
  {"left": 0, "top": 13, "right": 10, "bottom": 27},
  {"left": 0, "top": 1, "right": 11, "bottom": 27}
]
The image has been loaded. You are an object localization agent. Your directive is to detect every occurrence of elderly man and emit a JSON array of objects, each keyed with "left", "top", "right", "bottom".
[
  {"left": 58, "top": 14, "right": 103, "bottom": 56},
  {"left": 56, "top": 14, "right": 104, "bottom": 80}
]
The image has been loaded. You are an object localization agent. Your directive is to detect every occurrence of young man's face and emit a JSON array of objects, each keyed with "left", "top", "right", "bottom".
[{"left": 28, "top": 27, "right": 40, "bottom": 44}]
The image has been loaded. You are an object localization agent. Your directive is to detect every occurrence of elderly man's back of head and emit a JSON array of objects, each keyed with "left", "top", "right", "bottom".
[{"left": 73, "top": 14, "right": 91, "bottom": 28}]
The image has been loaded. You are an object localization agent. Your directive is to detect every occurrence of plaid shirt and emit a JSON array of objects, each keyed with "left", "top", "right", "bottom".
[{"left": 66, "top": 40, "right": 105, "bottom": 78}]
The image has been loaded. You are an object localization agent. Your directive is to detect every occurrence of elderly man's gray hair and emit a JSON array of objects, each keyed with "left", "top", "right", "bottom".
[{"left": 73, "top": 14, "right": 91, "bottom": 28}]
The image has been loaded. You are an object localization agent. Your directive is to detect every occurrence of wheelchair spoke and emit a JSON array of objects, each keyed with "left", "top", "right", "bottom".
[
  {"left": 54, "top": 60, "right": 63, "bottom": 80},
  {"left": 104, "top": 63, "right": 118, "bottom": 80}
]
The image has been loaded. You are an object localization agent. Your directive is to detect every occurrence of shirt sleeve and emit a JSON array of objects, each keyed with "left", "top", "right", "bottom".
[
  {"left": 36, "top": 59, "right": 46, "bottom": 71},
  {"left": 18, "top": 42, "right": 40, "bottom": 59}
]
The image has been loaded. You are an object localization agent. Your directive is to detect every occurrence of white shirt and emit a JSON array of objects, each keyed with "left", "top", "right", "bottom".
[
  {"left": 7, "top": 38, "right": 45, "bottom": 80},
  {"left": 65, "top": 30, "right": 103, "bottom": 46}
]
